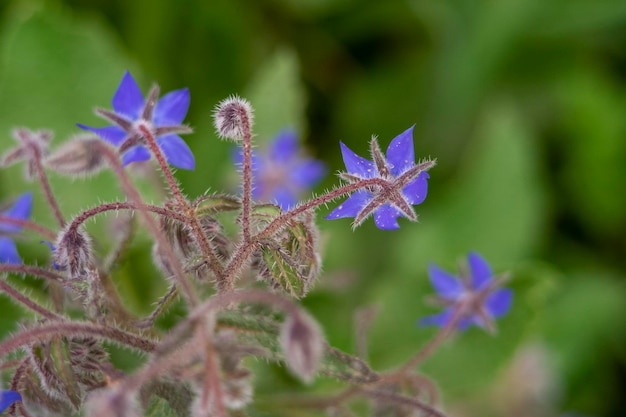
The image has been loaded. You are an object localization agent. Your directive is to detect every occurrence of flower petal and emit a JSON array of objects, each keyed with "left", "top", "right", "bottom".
[
  {"left": 269, "top": 130, "right": 298, "bottom": 162},
  {"left": 340, "top": 142, "right": 375, "bottom": 178},
  {"left": 157, "top": 134, "right": 195, "bottom": 170},
  {"left": 292, "top": 159, "right": 326, "bottom": 187},
  {"left": 402, "top": 171, "right": 429, "bottom": 205},
  {"left": 373, "top": 204, "right": 402, "bottom": 230},
  {"left": 326, "top": 191, "right": 372, "bottom": 220},
  {"left": 0, "top": 193, "right": 32, "bottom": 233},
  {"left": 0, "top": 237, "right": 21, "bottom": 264},
  {"left": 0, "top": 390, "right": 22, "bottom": 412},
  {"left": 485, "top": 288, "right": 512, "bottom": 318},
  {"left": 468, "top": 252, "right": 493, "bottom": 289},
  {"left": 385, "top": 126, "right": 415, "bottom": 176},
  {"left": 112, "top": 71, "right": 144, "bottom": 120},
  {"left": 154, "top": 88, "right": 190, "bottom": 126},
  {"left": 418, "top": 309, "right": 453, "bottom": 327},
  {"left": 428, "top": 264, "right": 464, "bottom": 299},
  {"left": 272, "top": 186, "right": 297, "bottom": 211},
  {"left": 77, "top": 124, "right": 127, "bottom": 146},
  {"left": 121, "top": 145, "right": 151, "bottom": 166}
]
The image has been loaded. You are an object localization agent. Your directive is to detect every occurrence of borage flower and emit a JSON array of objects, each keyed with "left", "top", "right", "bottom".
[
  {"left": 78, "top": 71, "right": 194, "bottom": 169},
  {"left": 326, "top": 126, "right": 433, "bottom": 230},
  {"left": 0, "top": 193, "right": 33, "bottom": 264},
  {"left": 0, "top": 390, "right": 21, "bottom": 412},
  {"left": 419, "top": 252, "right": 513, "bottom": 333},
  {"left": 233, "top": 129, "right": 326, "bottom": 210}
]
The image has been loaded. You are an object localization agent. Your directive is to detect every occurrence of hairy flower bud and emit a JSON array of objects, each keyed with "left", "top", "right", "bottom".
[
  {"left": 84, "top": 388, "right": 140, "bottom": 417},
  {"left": 44, "top": 135, "right": 106, "bottom": 177},
  {"left": 55, "top": 225, "right": 93, "bottom": 279},
  {"left": 280, "top": 311, "right": 324, "bottom": 383},
  {"left": 213, "top": 95, "right": 254, "bottom": 140}
]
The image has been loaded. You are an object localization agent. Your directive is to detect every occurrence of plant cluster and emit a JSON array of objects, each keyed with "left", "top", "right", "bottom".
[{"left": 0, "top": 72, "right": 511, "bottom": 416}]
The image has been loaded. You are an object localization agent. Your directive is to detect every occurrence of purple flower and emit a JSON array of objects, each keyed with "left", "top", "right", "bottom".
[
  {"left": 326, "top": 126, "right": 432, "bottom": 230},
  {"left": 78, "top": 71, "right": 195, "bottom": 170},
  {"left": 0, "top": 193, "right": 33, "bottom": 264},
  {"left": 419, "top": 252, "right": 513, "bottom": 332},
  {"left": 234, "top": 129, "right": 326, "bottom": 210},
  {"left": 0, "top": 390, "right": 22, "bottom": 412}
]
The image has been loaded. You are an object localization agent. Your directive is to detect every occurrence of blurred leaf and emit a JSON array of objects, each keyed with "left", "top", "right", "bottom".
[
  {"left": 145, "top": 396, "right": 179, "bottom": 417},
  {"left": 245, "top": 48, "right": 306, "bottom": 142}
]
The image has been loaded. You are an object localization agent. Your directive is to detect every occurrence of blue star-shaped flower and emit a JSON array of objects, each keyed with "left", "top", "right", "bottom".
[
  {"left": 326, "top": 126, "right": 432, "bottom": 230},
  {"left": 0, "top": 193, "right": 33, "bottom": 264},
  {"left": 234, "top": 129, "right": 326, "bottom": 210},
  {"left": 0, "top": 390, "right": 21, "bottom": 413},
  {"left": 419, "top": 252, "right": 513, "bottom": 332},
  {"left": 78, "top": 71, "right": 195, "bottom": 170}
]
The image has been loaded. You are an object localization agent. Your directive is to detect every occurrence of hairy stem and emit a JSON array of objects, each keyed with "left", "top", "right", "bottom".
[
  {"left": 0, "top": 279, "right": 61, "bottom": 320},
  {"left": 0, "top": 264, "right": 66, "bottom": 282},
  {"left": 0, "top": 215, "right": 56, "bottom": 240},
  {"left": 0, "top": 321, "right": 156, "bottom": 360},
  {"left": 29, "top": 143, "right": 65, "bottom": 228}
]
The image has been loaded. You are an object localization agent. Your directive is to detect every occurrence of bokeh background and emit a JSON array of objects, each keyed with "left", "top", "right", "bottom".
[{"left": 0, "top": 0, "right": 625, "bottom": 416}]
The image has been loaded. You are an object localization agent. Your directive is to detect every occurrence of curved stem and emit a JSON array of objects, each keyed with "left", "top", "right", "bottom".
[
  {"left": 0, "top": 264, "right": 66, "bottom": 282},
  {"left": 0, "top": 216, "right": 56, "bottom": 240},
  {"left": 137, "top": 124, "right": 226, "bottom": 288},
  {"left": 0, "top": 279, "right": 61, "bottom": 320},
  {"left": 96, "top": 142, "right": 198, "bottom": 306},
  {"left": 30, "top": 143, "right": 65, "bottom": 228},
  {"left": 0, "top": 321, "right": 156, "bottom": 360}
]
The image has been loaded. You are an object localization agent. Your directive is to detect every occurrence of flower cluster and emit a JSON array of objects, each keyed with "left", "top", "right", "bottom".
[{"left": 0, "top": 71, "right": 515, "bottom": 417}]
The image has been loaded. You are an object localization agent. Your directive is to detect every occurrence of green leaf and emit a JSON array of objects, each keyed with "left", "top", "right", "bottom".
[
  {"left": 145, "top": 396, "right": 181, "bottom": 417},
  {"left": 194, "top": 194, "right": 241, "bottom": 216}
]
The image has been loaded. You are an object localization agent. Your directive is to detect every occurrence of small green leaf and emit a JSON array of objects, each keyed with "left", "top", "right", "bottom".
[
  {"left": 145, "top": 396, "right": 180, "bottom": 417},
  {"left": 194, "top": 194, "right": 241, "bottom": 216}
]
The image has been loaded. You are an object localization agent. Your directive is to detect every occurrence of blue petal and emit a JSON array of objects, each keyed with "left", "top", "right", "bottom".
[
  {"left": 428, "top": 264, "right": 464, "bottom": 299},
  {"left": 154, "top": 88, "right": 190, "bottom": 126},
  {"left": 326, "top": 191, "right": 372, "bottom": 220},
  {"left": 385, "top": 126, "right": 415, "bottom": 176},
  {"left": 0, "top": 193, "right": 32, "bottom": 233},
  {"left": 77, "top": 124, "right": 127, "bottom": 146},
  {"left": 292, "top": 159, "right": 326, "bottom": 187},
  {"left": 468, "top": 252, "right": 493, "bottom": 289},
  {"left": 269, "top": 130, "right": 298, "bottom": 162},
  {"left": 272, "top": 187, "right": 297, "bottom": 211},
  {"left": 373, "top": 204, "right": 402, "bottom": 230},
  {"left": 418, "top": 309, "right": 453, "bottom": 327},
  {"left": 121, "top": 146, "right": 151, "bottom": 166},
  {"left": 485, "top": 288, "right": 512, "bottom": 318},
  {"left": 112, "top": 71, "right": 144, "bottom": 120},
  {"left": 339, "top": 142, "right": 375, "bottom": 178},
  {"left": 157, "top": 134, "right": 195, "bottom": 170},
  {"left": 402, "top": 171, "right": 429, "bottom": 205},
  {"left": 0, "top": 237, "right": 21, "bottom": 264},
  {"left": 0, "top": 390, "right": 21, "bottom": 412}
]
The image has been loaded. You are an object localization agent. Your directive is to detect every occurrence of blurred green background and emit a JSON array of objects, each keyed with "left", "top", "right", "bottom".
[{"left": 0, "top": 0, "right": 625, "bottom": 416}]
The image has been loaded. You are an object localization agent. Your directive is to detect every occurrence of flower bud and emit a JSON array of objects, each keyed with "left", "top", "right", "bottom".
[
  {"left": 280, "top": 311, "right": 324, "bottom": 383},
  {"left": 213, "top": 95, "right": 254, "bottom": 140},
  {"left": 44, "top": 135, "right": 106, "bottom": 177},
  {"left": 55, "top": 226, "right": 93, "bottom": 279}
]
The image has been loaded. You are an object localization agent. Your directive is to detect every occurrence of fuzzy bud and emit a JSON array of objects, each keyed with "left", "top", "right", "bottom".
[
  {"left": 280, "top": 311, "right": 324, "bottom": 383},
  {"left": 84, "top": 388, "right": 140, "bottom": 417},
  {"left": 55, "top": 226, "right": 93, "bottom": 279},
  {"left": 213, "top": 95, "right": 254, "bottom": 140},
  {"left": 44, "top": 135, "right": 106, "bottom": 177}
]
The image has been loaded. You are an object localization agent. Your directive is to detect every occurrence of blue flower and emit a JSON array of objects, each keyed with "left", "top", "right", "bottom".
[
  {"left": 0, "top": 390, "right": 22, "bottom": 412},
  {"left": 0, "top": 193, "right": 33, "bottom": 264},
  {"left": 419, "top": 252, "right": 512, "bottom": 332},
  {"left": 234, "top": 129, "right": 326, "bottom": 210},
  {"left": 326, "top": 126, "right": 432, "bottom": 230},
  {"left": 78, "top": 71, "right": 195, "bottom": 170}
]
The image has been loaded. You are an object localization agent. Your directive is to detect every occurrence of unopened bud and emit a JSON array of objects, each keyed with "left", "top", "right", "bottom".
[
  {"left": 55, "top": 226, "right": 92, "bottom": 278},
  {"left": 280, "top": 311, "right": 324, "bottom": 383},
  {"left": 84, "top": 388, "right": 140, "bottom": 417},
  {"left": 213, "top": 96, "right": 254, "bottom": 140},
  {"left": 44, "top": 135, "right": 106, "bottom": 177}
]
